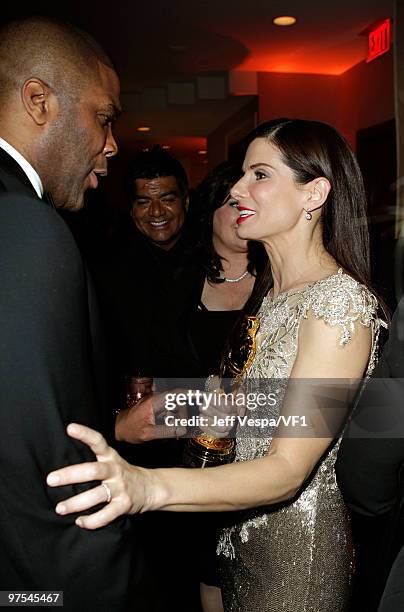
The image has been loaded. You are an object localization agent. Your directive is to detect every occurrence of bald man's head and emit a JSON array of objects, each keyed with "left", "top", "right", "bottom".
[
  {"left": 0, "top": 17, "right": 113, "bottom": 107},
  {"left": 0, "top": 17, "right": 121, "bottom": 210}
]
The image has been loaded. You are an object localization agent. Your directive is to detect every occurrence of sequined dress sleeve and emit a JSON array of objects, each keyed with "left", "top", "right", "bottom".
[{"left": 217, "top": 270, "right": 382, "bottom": 612}]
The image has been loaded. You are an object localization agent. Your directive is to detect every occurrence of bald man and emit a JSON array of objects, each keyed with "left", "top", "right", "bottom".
[{"left": 0, "top": 17, "right": 134, "bottom": 610}]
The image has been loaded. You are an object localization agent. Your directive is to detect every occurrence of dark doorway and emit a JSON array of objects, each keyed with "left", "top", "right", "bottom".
[{"left": 357, "top": 119, "right": 397, "bottom": 310}]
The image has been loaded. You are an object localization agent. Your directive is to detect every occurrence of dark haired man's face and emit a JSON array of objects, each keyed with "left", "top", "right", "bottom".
[
  {"left": 131, "top": 176, "right": 188, "bottom": 250},
  {"left": 38, "top": 63, "right": 121, "bottom": 211}
]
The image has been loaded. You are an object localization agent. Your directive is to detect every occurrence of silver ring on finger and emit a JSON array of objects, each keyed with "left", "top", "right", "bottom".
[{"left": 101, "top": 482, "right": 112, "bottom": 503}]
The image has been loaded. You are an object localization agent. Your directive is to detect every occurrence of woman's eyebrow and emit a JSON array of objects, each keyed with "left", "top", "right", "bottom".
[{"left": 250, "top": 162, "right": 276, "bottom": 170}]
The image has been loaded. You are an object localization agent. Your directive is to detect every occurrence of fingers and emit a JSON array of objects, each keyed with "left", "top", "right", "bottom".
[
  {"left": 132, "top": 397, "right": 155, "bottom": 424},
  {"left": 115, "top": 403, "right": 155, "bottom": 444},
  {"left": 199, "top": 395, "right": 237, "bottom": 437},
  {"left": 118, "top": 388, "right": 239, "bottom": 442},
  {"left": 55, "top": 484, "right": 110, "bottom": 515},
  {"left": 153, "top": 389, "right": 188, "bottom": 420},
  {"left": 140, "top": 424, "right": 186, "bottom": 442},
  {"left": 65, "top": 423, "right": 110, "bottom": 458},
  {"left": 75, "top": 503, "right": 123, "bottom": 530},
  {"left": 199, "top": 424, "right": 233, "bottom": 437},
  {"left": 47, "top": 461, "right": 110, "bottom": 487},
  {"left": 152, "top": 390, "right": 172, "bottom": 413},
  {"left": 47, "top": 423, "right": 115, "bottom": 486},
  {"left": 154, "top": 424, "right": 187, "bottom": 439},
  {"left": 46, "top": 423, "right": 141, "bottom": 528}
]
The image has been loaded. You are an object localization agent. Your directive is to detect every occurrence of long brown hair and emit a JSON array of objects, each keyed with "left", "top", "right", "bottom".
[
  {"left": 221, "top": 118, "right": 382, "bottom": 375},
  {"left": 243, "top": 118, "right": 373, "bottom": 315}
]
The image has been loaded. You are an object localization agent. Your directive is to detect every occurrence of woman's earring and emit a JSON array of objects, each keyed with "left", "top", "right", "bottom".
[{"left": 304, "top": 209, "right": 312, "bottom": 221}]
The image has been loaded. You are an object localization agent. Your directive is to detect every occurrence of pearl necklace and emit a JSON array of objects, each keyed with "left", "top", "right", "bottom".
[{"left": 220, "top": 270, "right": 250, "bottom": 283}]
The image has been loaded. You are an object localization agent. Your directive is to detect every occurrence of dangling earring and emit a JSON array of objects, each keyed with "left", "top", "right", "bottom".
[{"left": 304, "top": 209, "right": 312, "bottom": 221}]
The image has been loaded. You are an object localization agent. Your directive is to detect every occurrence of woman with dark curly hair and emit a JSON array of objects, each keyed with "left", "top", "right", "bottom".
[
  {"left": 187, "top": 161, "right": 267, "bottom": 380},
  {"left": 185, "top": 162, "right": 267, "bottom": 612}
]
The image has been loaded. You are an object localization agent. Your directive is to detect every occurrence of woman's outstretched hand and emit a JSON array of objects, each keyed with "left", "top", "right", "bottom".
[{"left": 46, "top": 423, "right": 151, "bottom": 530}]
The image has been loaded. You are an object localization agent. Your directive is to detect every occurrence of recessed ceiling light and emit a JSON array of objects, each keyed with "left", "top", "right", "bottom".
[
  {"left": 137, "top": 126, "right": 150, "bottom": 132},
  {"left": 273, "top": 16, "right": 297, "bottom": 26},
  {"left": 198, "top": 149, "right": 207, "bottom": 155}
]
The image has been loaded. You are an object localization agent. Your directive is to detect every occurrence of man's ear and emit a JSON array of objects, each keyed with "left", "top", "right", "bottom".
[
  {"left": 184, "top": 195, "right": 189, "bottom": 211},
  {"left": 21, "top": 79, "right": 58, "bottom": 126}
]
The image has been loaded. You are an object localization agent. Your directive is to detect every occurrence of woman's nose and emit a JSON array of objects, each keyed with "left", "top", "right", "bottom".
[{"left": 230, "top": 176, "right": 247, "bottom": 200}]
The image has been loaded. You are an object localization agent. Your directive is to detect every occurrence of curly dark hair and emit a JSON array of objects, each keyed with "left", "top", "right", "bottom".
[{"left": 193, "top": 161, "right": 267, "bottom": 283}]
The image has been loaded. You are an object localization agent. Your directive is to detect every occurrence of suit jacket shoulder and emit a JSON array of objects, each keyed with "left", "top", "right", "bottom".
[
  {"left": 0, "top": 192, "right": 131, "bottom": 610},
  {"left": 0, "top": 147, "right": 37, "bottom": 196}
]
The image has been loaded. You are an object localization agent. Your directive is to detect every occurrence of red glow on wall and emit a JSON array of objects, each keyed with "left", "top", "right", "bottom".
[
  {"left": 367, "top": 19, "right": 391, "bottom": 63},
  {"left": 235, "top": 39, "right": 369, "bottom": 76}
]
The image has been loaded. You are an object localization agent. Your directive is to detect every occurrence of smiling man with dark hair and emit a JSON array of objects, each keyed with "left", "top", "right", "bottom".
[
  {"left": 89, "top": 145, "right": 203, "bottom": 611},
  {"left": 92, "top": 144, "right": 199, "bottom": 395},
  {"left": 127, "top": 145, "right": 189, "bottom": 250}
]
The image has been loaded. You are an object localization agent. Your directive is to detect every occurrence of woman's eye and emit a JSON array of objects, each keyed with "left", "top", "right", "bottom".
[
  {"left": 254, "top": 170, "right": 267, "bottom": 180},
  {"left": 228, "top": 199, "right": 239, "bottom": 208}
]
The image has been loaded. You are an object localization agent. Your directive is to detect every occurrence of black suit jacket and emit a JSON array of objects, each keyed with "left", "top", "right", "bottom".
[
  {"left": 0, "top": 149, "right": 132, "bottom": 610},
  {"left": 336, "top": 297, "right": 404, "bottom": 611},
  {"left": 90, "top": 222, "right": 204, "bottom": 468},
  {"left": 91, "top": 221, "right": 203, "bottom": 379}
]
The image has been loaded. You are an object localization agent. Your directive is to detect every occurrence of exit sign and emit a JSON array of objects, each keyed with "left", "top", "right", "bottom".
[{"left": 367, "top": 19, "right": 391, "bottom": 63}]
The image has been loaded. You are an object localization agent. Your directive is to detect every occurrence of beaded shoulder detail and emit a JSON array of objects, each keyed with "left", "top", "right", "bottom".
[
  {"left": 250, "top": 269, "right": 384, "bottom": 381},
  {"left": 297, "top": 268, "right": 379, "bottom": 347}
]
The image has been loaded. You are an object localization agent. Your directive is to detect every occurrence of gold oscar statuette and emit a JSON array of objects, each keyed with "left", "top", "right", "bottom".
[{"left": 183, "top": 316, "right": 260, "bottom": 468}]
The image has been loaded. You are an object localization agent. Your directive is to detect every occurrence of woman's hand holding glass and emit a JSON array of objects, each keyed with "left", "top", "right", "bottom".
[{"left": 115, "top": 389, "right": 187, "bottom": 444}]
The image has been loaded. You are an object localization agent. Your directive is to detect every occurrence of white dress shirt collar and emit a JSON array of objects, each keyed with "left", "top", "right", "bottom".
[{"left": 0, "top": 137, "right": 44, "bottom": 198}]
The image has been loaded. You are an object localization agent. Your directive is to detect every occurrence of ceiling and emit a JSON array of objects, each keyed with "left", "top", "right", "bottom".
[
  {"left": 1, "top": 0, "right": 394, "bottom": 164},
  {"left": 104, "top": 0, "right": 394, "bottom": 83}
]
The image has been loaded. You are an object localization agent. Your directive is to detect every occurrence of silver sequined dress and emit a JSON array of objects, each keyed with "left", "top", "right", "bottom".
[{"left": 217, "top": 270, "right": 381, "bottom": 612}]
